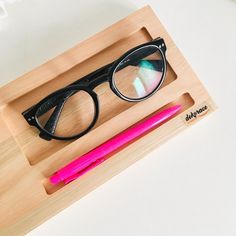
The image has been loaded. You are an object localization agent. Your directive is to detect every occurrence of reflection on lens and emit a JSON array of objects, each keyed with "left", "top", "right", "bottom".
[
  {"left": 36, "top": 90, "right": 95, "bottom": 138},
  {"left": 113, "top": 45, "right": 165, "bottom": 99}
]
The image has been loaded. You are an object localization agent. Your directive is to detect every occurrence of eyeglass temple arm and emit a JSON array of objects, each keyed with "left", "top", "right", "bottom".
[{"left": 39, "top": 99, "right": 67, "bottom": 140}]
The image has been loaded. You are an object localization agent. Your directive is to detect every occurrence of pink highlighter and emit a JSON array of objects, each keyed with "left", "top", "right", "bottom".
[{"left": 50, "top": 105, "right": 182, "bottom": 185}]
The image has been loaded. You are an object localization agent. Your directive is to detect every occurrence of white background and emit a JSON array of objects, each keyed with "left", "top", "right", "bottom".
[{"left": 0, "top": 0, "right": 236, "bottom": 235}]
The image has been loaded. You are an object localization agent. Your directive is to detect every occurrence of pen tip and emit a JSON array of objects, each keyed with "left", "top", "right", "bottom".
[{"left": 50, "top": 174, "right": 60, "bottom": 185}]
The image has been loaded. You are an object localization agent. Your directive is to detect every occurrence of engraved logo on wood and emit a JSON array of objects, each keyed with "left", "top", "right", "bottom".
[{"left": 184, "top": 104, "right": 211, "bottom": 125}]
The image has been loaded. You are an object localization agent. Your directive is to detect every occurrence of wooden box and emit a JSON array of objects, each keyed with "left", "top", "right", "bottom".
[{"left": 0, "top": 6, "right": 216, "bottom": 235}]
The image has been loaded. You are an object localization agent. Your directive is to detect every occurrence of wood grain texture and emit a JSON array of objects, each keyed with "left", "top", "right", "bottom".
[{"left": 0, "top": 6, "right": 216, "bottom": 235}]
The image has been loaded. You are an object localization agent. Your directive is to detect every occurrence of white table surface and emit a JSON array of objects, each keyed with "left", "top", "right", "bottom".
[{"left": 1, "top": 0, "right": 236, "bottom": 235}]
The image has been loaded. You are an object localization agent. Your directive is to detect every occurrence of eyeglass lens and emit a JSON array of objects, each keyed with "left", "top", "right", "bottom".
[
  {"left": 113, "top": 45, "right": 164, "bottom": 99},
  {"left": 36, "top": 90, "right": 95, "bottom": 138}
]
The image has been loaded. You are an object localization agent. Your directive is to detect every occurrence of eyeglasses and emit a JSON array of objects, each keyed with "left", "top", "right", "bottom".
[{"left": 22, "top": 37, "right": 167, "bottom": 141}]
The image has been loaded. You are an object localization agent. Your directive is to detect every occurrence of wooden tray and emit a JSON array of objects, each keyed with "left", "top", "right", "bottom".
[{"left": 0, "top": 6, "right": 216, "bottom": 235}]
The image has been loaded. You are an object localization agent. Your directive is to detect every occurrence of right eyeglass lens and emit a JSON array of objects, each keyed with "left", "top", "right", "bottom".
[
  {"left": 35, "top": 90, "right": 96, "bottom": 138},
  {"left": 113, "top": 45, "right": 165, "bottom": 100}
]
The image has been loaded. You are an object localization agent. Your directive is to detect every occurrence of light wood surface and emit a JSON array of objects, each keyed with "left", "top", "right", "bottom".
[{"left": 0, "top": 6, "right": 216, "bottom": 235}]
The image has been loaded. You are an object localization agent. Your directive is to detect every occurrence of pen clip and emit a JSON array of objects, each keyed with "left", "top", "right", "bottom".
[{"left": 64, "top": 157, "right": 106, "bottom": 184}]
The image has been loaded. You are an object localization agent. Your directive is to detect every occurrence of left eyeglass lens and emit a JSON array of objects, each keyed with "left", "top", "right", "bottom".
[
  {"left": 113, "top": 45, "right": 165, "bottom": 100},
  {"left": 35, "top": 90, "right": 95, "bottom": 138}
]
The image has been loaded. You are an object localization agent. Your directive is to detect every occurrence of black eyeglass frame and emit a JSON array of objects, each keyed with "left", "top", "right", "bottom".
[{"left": 22, "top": 37, "right": 167, "bottom": 141}]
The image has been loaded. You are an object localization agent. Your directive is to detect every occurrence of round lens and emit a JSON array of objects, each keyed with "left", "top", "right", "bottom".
[
  {"left": 113, "top": 45, "right": 165, "bottom": 100},
  {"left": 35, "top": 90, "right": 96, "bottom": 138}
]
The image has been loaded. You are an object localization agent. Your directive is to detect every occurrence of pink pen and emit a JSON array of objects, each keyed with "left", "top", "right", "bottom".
[{"left": 50, "top": 105, "right": 182, "bottom": 185}]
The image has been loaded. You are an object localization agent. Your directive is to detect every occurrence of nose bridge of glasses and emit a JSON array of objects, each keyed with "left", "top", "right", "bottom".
[
  {"left": 88, "top": 73, "right": 110, "bottom": 90},
  {"left": 70, "top": 62, "right": 113, "bottom": 87}
]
